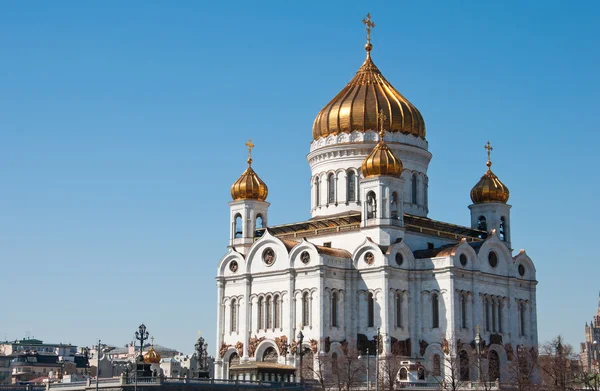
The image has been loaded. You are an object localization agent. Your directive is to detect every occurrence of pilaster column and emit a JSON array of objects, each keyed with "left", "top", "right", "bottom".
[{"left": 382, "top": 270, "right": 390, "bottom": 354}]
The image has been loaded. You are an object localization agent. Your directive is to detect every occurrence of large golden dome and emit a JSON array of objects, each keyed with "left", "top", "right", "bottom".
[
  {"left": 361, "top": 112, "right": 404, "bottom": 178},
  {"left": 312, "top": 42, "right": 425, "bottom": 141},
  {"left": 143, "top": 346, "right": 161, "bottom": 364},
  {"left": 470, "top": 142, "right": 510, "bottom": 204},
  {"left": 230, "top": 140, "right": 268, "bottom": 202}
]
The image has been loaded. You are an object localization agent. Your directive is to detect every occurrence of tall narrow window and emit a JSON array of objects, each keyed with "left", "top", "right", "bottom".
[
  {"left": 314, "top": 178, "right": 320, "bottom": 207},
  {"left": 230, "top": 299, "right": 237, "bottom": 332},
  {"left": 500, "top": 217, "right": 506, "bottom": 241},
  {"left": 459, "top": 350, "right": 470, "bottom": 381},
  {"left": 274, "top": 295, "right": 280, "bottom": 329},
  {"left": 432, "top": 293, "right": 439, "bottom": 329},
  {"left": 391, "top": 192, "right": 398, "bottom": 219},
  {"left": 302, "top": 292, "right": 310, "bottom": 327},
  {"left": 433, "top": 354, "right": 441, "bottom": 376},
  {"left": 234, "top": 214, "right": 243, "bottom": 238},
  {"left": 412, "top": 174, "right": 418, "bottom": 204},
  {"left": 396, "top": 292, "right": 402, "bottom": 328},
  {"left": 498, "top": 302, "right": 503, "bottom": 333},
  {"left": 461, "top": 294, "right": 467, "bottom": 329},
  {"left": 328, "top": 173, "right": 335, "bottom": 204},
  {"left": 489, "top": 351, "right": 500, "bottom": 381},
  {"left": 256, "top": 214, "right": 264, "bottom": 229},
  {"left": 477, "top": 216, "right": 487, "bottom": 231},
  {"left": 399, "top": 368, "right": 408, "bottom": 380},
  {"left": 347, "top": 171, "right": 356, "bottom": 201},
  {"left": 520, "top": 302, "right": 526, "bottom": 336},
  {"left": 492, "top": 300, "right": 497, "bottom": 332},
  {"left": 331, "top": 292, "right": 338, "bottom": 327},
  {"left": 366, "top": 192, "right": 377, "bottom": 219},
  {"left": 266, "top": 296, "right": 272, "bottom": 329},
  {"left": 368, "top": 292, "right": 375, "bottom": 327},
  {"left": 485, "top": 299, "right": 490, "bottom": 331},
  {"left": 258, "top": 297, "right": 264, "bottom": 330}
]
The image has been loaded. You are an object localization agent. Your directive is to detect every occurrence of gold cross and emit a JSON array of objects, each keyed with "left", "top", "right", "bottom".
[
  {"left": 151, "top": 336, "right": 155, "bottom": 346},
  {"left": 362, "top": 13, "right": 375, "bottom": 44},
  {"left": 245, "top": 139, "right": 255, "bottom": 165},
  {"left": 484, "top": 141, "right": 493, "bottom": 162},
  {"left": 377, "top": 109, "right": 387, "bottom": 141},
  {"left": 197, "top": 331, "right": 201, "bottom": 338}
]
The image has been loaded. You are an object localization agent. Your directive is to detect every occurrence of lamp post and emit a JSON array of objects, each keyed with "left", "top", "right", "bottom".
[
  {"left": 281, "top": 341, "right": 289, "bottom": 366},
  {"left": 475, "top": 326, "right": 482, "bottom": 383},
  {"left": 375, "top": 328, "right": 380, "bottom": 391},
  {"left": 366, "top": 348, "right": 370, "bottom": 391},
  {"left": 95, "top": 339, "right": 101, "bottom": 391},
  {"left": 135, "top": 324, "right": 149, "bottom": 362},
  {"left": 296, "top": 330, "right": 304, "bottom": 384}
]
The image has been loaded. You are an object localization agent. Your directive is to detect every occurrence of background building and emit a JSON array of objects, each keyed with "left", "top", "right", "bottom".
[{"left": 580, "top": 293, "right": 600, "bottom": 373}]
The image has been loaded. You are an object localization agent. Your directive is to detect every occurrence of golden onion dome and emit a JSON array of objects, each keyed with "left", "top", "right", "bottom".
[
  {"left": 470, "top": 142, "right": 510, "bottom": 204},
  {"left": 312, "top": 30, "right": 425, "bottom": 141},
  {"left": 361, "top": 111, "right": 404, "bottom": 178},
  {"left": 143, "top": 347, "right": 161, "bottom": 364},
  {"left": 230, "top": 139, "right": 268, "bottom": 202}
]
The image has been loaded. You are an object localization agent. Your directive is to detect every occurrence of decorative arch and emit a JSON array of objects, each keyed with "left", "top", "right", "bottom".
[
  {"left": 254, "top": 340, "right": 279, "bottom": 362},
  {"left": 217, "top": 249, "right": 245, "bottom": 277}
]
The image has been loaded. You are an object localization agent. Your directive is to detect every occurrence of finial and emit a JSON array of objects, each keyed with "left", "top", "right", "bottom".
[
  {"left": 484, "top": 141, "right": 493, "bottom": 169},
  {"left": 151, "top": 336, "right": 155, "bottom": 347},
  {"left": 197, "top": 331, "right": 201, "bottom": 338},
  {"left": 245, "top": 139, "right": 255, "bottom": 166},
  {"left": 476, "top": 324, "right": 481, "bottom": 334},
  {"left": 377, "top": 109, "right": 387, "bottom": 141},
  {"left": 362, "top": 13, "right": 375, "bottom": 53}
]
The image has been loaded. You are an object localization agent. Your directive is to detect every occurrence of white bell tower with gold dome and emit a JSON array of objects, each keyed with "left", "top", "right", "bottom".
[
  {"left": 308, "top": 13, "right": 431, "bottom": 219},
  {"left": 468, "top": 141, "right": 512, "bottom": 247},
  {"left": 229, "top": 140, "right": 269, "bottom": 255}
]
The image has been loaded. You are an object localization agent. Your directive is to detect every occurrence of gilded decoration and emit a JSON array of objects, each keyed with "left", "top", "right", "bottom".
[
  {"left": 312, "top": 15, "right": 425, "bottom": 141},
  {"left": 230, "top": 139, "right": 268, "bottom": 202},
  {"left": 247, "top": 336, "right": 265, "bottom": 358},
  {"left": 470, "top": 141, "right": 510, "bottom": 204},
  {"left": 442, "top": 338, "right": 450, "bottom": 355},
  {"left": 310, "top": 339, "right": 318, "bottom": 353},
  {"left": 289, "top": 340, "right": 298, "bottom": 355},
  {"left": 235, "top": 341, "right": 243, "bottom": 357}
]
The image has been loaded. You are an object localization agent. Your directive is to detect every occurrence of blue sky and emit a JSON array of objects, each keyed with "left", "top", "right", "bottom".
[{"left": 1, "top": 1, "right": 598, "bottom": 354}]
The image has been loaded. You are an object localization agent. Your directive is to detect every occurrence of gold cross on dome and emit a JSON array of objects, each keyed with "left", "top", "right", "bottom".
[
  {"left": 377, "top": 109, "right": 387, "bottom": 140},
  {"left": 484, "top": 141, "right": 493, "bottom": 162},
  {"left": 245, "top": 139, "right": 255, "bottom": 164},
  {"left": 362, "top": 13, "right": 375, "bottom": 44},
  {"left": 151, "top": 336, "right": 155, "bottom": 346},
  {"left": 197, "top": 331, "right": 201, "bottom": 338}
]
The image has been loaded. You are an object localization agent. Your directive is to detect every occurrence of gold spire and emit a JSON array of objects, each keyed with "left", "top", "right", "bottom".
[
  {"left": 312, "top": 16, "right": 425, "bottom": 141},
  {"left": 230, "top": 140, "right": 268, "bottom": 201},
  {"left": 361, "top": 109, "right": 403, "bottom": 178},
  {"left": 362, "top": 13, "right": 375, "bottom": 52},
  {"left": 470, "top": 141, "right": 510, "bottom": 204}
]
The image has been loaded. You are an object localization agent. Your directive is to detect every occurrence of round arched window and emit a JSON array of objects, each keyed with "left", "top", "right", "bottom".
[
  {"left": 395, "top": 253, "right": 404, "bottom": 266},
  {"left": 263, "top": 248, "right": 276, "bottom": 266},
  {"left": 460, "top": 254, "right": 467, "bottom": 267},
  {"left": 488, "top": 251, "right": 498, "bottom": 268},
  {"left": 518, "top": 264, "right": 525, "bottom": 276},
  {"left": 364, "top": 252, "right": 375, "bottom": 265},
  {"left": 229, "top": 261, "right": 238, "bottom": 273},
  {"left": 300, "top": 251, "right": 310, "bottom": 264}
]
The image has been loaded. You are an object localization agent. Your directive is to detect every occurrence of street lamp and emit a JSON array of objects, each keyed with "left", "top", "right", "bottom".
[
  {"left": 135, "top": 324, "right": 149, "bottom": 361},
  {"left": 375, "top": 328, "right": 380, "bottom": 391},
  {"left": 296, "top": 330, "right": 304, "bottom": 384},
  {"left": 475, "top": 326, "right": 482, "bottom": 382},
  {"left": 362, "top": 348, "right": 370, "bottom": 391},
  {"left": 96, "top": 339, "right": 101, "bottom": 391}
]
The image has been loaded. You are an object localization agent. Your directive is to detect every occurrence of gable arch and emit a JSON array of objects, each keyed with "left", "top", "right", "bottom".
[
  {"left": 217, "top": 249, "right": 245, "bottom": 277},
  {"left": 478, "top": 231, "right": 512, "bottom": 276},
  {"left": 288, "top": 239, "right": 321, "bottom": 269},
  {"left": 245, "top": 230, "right": 294, "bottom": 273},
  {"left": 254, "top": 339, "right": 279, "bottom": 362},
  {"left": 513, "top": 250, "right": 536, "bottom": 280},
  {"left": 352, "top": 238, "right": 384, "bottom": 269},
  {"left": 387, "top": 240, "right": 416, "bottom": 269}
]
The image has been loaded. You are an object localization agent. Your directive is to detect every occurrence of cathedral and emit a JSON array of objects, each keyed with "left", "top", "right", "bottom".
[
  {"left": 580, "top": 294, "right": 600, "bottom": 373},
  {"left": 215, "top": 16, "right": 538, "bottom": 385}
]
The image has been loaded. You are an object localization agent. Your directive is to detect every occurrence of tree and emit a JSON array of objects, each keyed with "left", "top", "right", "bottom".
[
  {"left": 539, "top": 336, "right": 578, "bottom": 391},
  {"left": 505, "top": 345, "right": 539, "bottom": 391},
  {"left": 303, "top": 351, "right": 329, "bottom": 391},
  {"left": 378, "top": 353, "right": 404, "bottom": 391},
  {"left": 429, "top": 340, "right": 472, "bottom": 391},
  {"left": 330, "top": 343, "right": 365, "bottom": 391}
]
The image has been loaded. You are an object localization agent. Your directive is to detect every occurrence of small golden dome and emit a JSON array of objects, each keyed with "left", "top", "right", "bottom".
[
  {"left": 144, "top": 347, "right": 161, "bottom": 364},
  {"left": 230, "top": 140, "right": 268, "bottom": 202},
  {"left": 312, "top": 30, "right": 425, "bottom": 141},
  {"left": 470, "top": 142, "right": 510, "bottom": 204},
  {"left": 361, "top": 111, "right": 404, "bottom": 178}
]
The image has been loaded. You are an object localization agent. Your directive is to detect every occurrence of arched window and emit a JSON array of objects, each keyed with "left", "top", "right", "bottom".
[
  {"left": 274, "top": 295, "right": 280, "bottom": 329},
  {"left": 262, "top": 347, "right": 278, "bottom": 363},
  {"left": 328, "top": 173, "right": 335, "bottom": 204},
  {"left": 230, "top": 299, "right": 237, "bottom": 332},
  {"left": 433, "top": 354, "right": 441, "bottom": 376},
  {"left": 498, "top": 302, "right": 503, "bottom": 333},
  {"left": 331, "top": 292, "right": 338, "bottom": 327},
  {"left": 234, "top": 214, "right": 243, "bottom": 238},
  {"left": 314, "top": 178, "right": 320, "bottom": 207},
  {"left": 432, "top": 293, "right": 439, "bottom": 329},
  {"left": 399, "top": 368, "right": 408, "bottom": 380},
  {"left": 368, "top": 292, "right": 375, "bottom": 327},
  {"left": 256, "top": 214, "right": 264, "bottom": 229},
  {"left": 396, "top": 292, "right": 402, "bottom": 328},
  {"left": 347, "top": 171, "right": 356, "bottom": 201},
  {"left": 412, "top": 173, "right": 418, "bottom": 204},
  {"left": 366, "top": 192, "right": 377, "bottom": 219},
  {"left": 459, "top": 350, "right": 470, "bottom": 381},
  {"left": 302, "top": 292, "right": 310, "bottom": 327},
  {"left": 477, "top": 216, "right": 487, "bottom": 231},
  {"left": 500, "top": 217, "right": 506, "bottom": 241},
  {"left": 519, "top": 302, "right": 526, "bottom": 336},
  {"left": 461, "top": 294, "right": 467, "bottom": 329},
  {"left": 489, "top": 350, "right": 500, "bottom": 381},
  {"left": 258, "top": 297, "right": 264, "bottom": 330},
  {"left": 391, "top": 192, "right": 398, "bottom": 219},
  {"left": 418, "top": 367, "right": 426, "bottom": 380},
  {"left": 266, "top": 296, "right": 272, "bottom": 329},
  {"left": 485, "top": 298, "right": 490, "bottom": 331}
]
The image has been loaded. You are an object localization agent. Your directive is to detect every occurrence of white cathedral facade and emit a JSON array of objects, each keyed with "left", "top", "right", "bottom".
[{"left": 215, "top": 18, "right": 538, "bottom": 385}]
